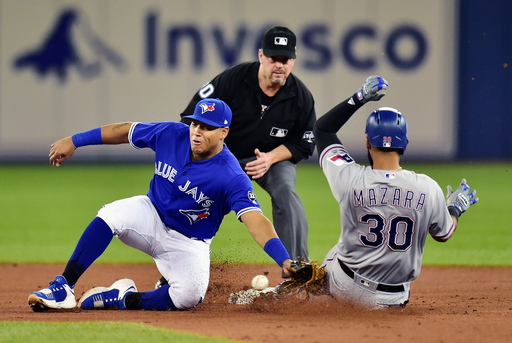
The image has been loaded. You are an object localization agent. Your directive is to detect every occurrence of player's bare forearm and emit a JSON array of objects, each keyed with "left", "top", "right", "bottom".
[
  {"left": 245, "top": 145, "right": 292, "bottom": 179},
  {"left": 101, "top": 122, "right": 132, "bottom": 144},
  {"left": 49, "top": 122, "right": 132, "bottom": 167},
  {"left": 433, "top": 216, "right": 459, "bottom": 242},
  {"left": 242, "top": 211, "right": 292, "bottom": 272},
  {"left": 241, "top": 211, "right": 279, "bottom": 248}
]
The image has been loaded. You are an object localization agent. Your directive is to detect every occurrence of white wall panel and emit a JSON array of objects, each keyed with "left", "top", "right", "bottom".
[{"left": 0, "top": 0, "right": 456, "bottom": 161}]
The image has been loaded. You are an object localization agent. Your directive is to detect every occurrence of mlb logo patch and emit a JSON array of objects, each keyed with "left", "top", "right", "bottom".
[
  {"left": 383, "top": 136, "right": 392, "bottom": 148},
  {"left": 385, "top": 173, "right": 397, "bottom": 179},
  {"left": 270, "top": 127, "right": 288, "bottom": 137},
  {"left": 274, "top": 37, "right": 288, "bottom": 45}
]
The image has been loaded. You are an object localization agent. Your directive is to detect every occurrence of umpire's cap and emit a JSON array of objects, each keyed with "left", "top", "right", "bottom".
[
  {"left": 365, "top": 107, "right": 409, "bottom": 154},
  {"left": 261, "top": 26, "right": 297, "bottom": 59},
  {"left": 184, "top": 98, "right": 232, "bottom": 128}
]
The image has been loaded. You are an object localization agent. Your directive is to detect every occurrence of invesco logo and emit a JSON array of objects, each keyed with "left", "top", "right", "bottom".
[
  {"left": 301, "top": 24, "right": 428, "bottom": 71},
  {"left": 145, "top": 14, "right": 428, "bottom": 72}
]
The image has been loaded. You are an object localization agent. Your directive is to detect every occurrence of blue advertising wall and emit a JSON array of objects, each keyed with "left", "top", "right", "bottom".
[
  {"left": 0, "top": 0, "right": 511, "bottom": 161},
  {"left": 0, "top": 1, "right": 458, "bottom": 162},
  {"left": 458, "top": 0, "right": 512, "bottom": 159}
]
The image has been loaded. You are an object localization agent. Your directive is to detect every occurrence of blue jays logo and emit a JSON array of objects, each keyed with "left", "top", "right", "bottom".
[
  {"left": 199, "top": 102, "right": 216, "bottom": 114},
  {"left": 13, "top": 8, "right": 126, "bottom": 83},
  {"left": 179, "top": 209, "right": 210, "bottom": 225}
]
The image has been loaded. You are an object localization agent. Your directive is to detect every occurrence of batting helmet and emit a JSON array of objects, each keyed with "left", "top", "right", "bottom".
[{"left": 365, "top": 107, "right": 408, "bottom": 154}]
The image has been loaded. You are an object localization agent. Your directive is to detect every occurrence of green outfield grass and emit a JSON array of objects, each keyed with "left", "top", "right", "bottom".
[
  {"left": 1, "top": 162, "right": 510, "bottom": 265},
  {"left": 0, "top": 322, "right": 236, "bottom": 343},
  {"left": 1, "top": 161, "right": 510, "bottom": 342}
]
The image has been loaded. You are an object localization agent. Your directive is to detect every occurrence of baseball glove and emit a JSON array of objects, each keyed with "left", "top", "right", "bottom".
[{"left": 276, "top": 260, "right": 327, "bottom": 295}]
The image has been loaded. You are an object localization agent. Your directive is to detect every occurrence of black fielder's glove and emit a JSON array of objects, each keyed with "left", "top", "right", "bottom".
[{"left": 276, "top": 260, "right": 327, "bottom": 295}]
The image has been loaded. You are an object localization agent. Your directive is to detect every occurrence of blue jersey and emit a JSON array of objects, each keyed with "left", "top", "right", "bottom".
[{"left": 128, "top": 121, "right": 261, "bottom": 239}]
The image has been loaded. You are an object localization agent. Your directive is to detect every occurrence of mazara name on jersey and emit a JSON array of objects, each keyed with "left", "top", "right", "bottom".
[
  {"left": 155, "top": 161, "right": 214, "bottom": 207},
  {"left": 352, "top": 186, "right": 426, "bottom": 211}
]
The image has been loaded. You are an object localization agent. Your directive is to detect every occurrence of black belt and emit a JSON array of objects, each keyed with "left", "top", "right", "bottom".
[{"left": 338, "top": 259, "right": 405, "bottom": 293}]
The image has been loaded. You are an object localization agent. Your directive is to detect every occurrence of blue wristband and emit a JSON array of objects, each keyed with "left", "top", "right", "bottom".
[
  {"left": 71, "top": 128, "right": 103, "bottom": 148},
  {"left": 263, "top": 238, "right": 291, "bottom": 267}
]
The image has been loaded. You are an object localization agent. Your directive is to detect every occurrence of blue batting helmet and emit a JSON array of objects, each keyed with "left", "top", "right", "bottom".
[{"left": 365, "top": 107, "right": 408, "bottom": 154}]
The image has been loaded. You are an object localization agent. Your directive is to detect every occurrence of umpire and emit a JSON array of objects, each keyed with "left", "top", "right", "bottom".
[{"left": 181, "top": 26, "right": 316, "bottom": 262}]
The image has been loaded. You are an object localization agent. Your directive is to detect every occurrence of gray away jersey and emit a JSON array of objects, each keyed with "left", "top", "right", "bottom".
[{"left": 320, "top": 144, "right": 455, "bottom": 285}]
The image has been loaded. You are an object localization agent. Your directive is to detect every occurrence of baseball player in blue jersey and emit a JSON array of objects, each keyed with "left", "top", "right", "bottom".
[
  {"left": 313, "top": 76, "right": 479, "bottom": 309},
  {"left": 179, "top": 26, "right": 316, "bottom": 265},
  {"left": 28, "top": 98, "right": 293, "bottom": 312}
]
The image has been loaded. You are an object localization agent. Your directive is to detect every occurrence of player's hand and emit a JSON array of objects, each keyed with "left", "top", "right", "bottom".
[
  {"left": 49, "top": 136, "right": 77, "bottom": 166},
  {"left": 281, "top": 259, "right": 293, "bottom": 278},
  {"left": 357, "top": 75, "right": 388, "bottom": 103},
  {"left": 245, "top": 149, "right": 272, "bottom": 179},
  {"left": 446, "top": 178, "right": 479, "bottom": 216}
]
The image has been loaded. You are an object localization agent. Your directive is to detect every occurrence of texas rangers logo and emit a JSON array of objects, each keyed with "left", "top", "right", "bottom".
[
  {"left": 199, "top": 102, "right": 216, "bottom": 114},
  {"left": 328, "top": 149, "right": 354, "bottom": 166},
  {"left": 179, "top": 209, "right": 210, "bottom": 225}
]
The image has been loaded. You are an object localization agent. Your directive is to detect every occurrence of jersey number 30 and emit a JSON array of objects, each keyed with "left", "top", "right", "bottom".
[{"left": 358, "top": 214, "right": 414, "bottom": 251}]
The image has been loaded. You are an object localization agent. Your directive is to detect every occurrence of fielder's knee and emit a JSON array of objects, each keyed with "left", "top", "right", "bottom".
[{"left": 169, "top": 285, "right": 204, "bottom": 310}]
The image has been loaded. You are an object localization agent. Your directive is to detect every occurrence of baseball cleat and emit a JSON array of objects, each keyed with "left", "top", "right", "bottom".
[
  {"left": 78, "top": 278, "right": 137, "bottom": 310},
  {"left": 28, "top": 275, "right": 76, "bottom": 312},
  {"left": 154, "top": 276, "right": 168, "bottom": 289}
]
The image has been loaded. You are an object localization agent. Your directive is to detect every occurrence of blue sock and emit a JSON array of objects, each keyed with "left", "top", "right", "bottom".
[
  {"left": 62, "top": 217, "right": 113, "bottom": 285},
  {"left": 125, "top": 285, "right": 178, "bottom": 311}
]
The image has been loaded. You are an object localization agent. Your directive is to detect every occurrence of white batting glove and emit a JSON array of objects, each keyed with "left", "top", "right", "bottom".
[
  {"left": 356, "top": 75, "right": 388, "bottom": 103},
  {"left": 446, "top": 178, "right": 479, "bottom": 216}
]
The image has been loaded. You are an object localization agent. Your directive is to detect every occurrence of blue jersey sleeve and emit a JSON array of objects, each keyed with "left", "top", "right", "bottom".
[
  {"left": 129, "top": 122, "right": 189, "bottom": 151},
  {"left": 225, "top": 173, "right": 262, "bottom": 220}
]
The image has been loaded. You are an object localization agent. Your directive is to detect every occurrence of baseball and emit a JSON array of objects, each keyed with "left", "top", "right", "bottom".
[{"left": 251, "top": 275, "right": 269, "bottom": 290}]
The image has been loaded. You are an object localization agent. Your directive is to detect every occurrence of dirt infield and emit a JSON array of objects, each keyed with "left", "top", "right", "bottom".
[{"left": 1, "top": 263, "right": 511, "bottom": 343}]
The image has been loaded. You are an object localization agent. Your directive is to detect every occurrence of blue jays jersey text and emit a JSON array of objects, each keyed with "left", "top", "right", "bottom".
[{"left": 129, "top": 121, "right": 260, "bottom": 239}]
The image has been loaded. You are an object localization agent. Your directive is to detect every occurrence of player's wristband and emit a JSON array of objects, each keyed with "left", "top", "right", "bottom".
[
  {"left": 71, "top": 128, "right": 103, "bottom": 148},
  {"left": 448, "top": 206, "right": 461, "bottom": 220},
  {"left": 263, "top": 238, "right": 290, "bottom": 267}
]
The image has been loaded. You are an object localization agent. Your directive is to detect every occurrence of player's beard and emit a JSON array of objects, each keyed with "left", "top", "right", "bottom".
[{"left": 367, "top": 151, "right": 374, "bottom": 168}]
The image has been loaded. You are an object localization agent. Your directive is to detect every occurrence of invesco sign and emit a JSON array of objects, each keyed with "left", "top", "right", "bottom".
[
  {"left": 145, "top": 13, "right": 428, "bottom": 71},
  {"left": 302, "top": 24, "right": 428, "bottom": 71}
]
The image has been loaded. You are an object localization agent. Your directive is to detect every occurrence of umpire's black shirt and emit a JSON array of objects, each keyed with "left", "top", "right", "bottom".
[{"left": 181, "top": 62, "right": 316, "bottom": 164}]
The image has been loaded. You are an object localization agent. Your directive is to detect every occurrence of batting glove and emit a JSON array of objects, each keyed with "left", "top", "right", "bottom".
[
  {"left": 446, "top": 178, "right": 479, "bottom": 217},
  {"left": 357, "top": 75, "right": 388, "bottom": 104}
]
